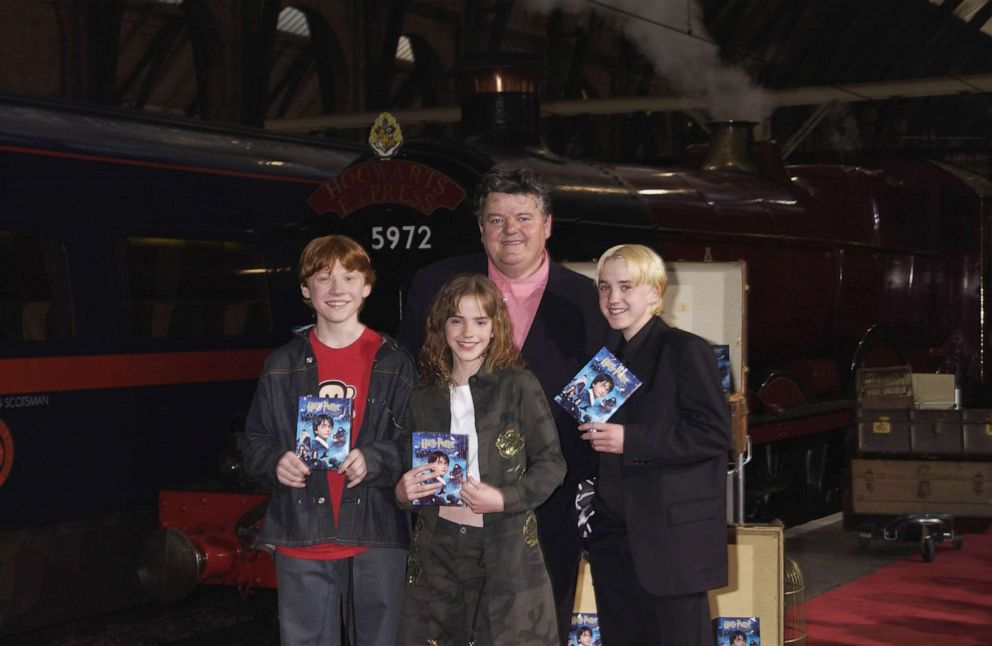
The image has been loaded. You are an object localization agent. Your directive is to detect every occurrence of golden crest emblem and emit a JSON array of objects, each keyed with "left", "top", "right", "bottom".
[
  {"left": 368, "top": 112, "right": 403, "bottom": 159},
  {"left": 523, "top": 512, "right": 539, "bottom": 547},
  {"left": 495, "top": 427, "right": 524, "bottom": 458}
]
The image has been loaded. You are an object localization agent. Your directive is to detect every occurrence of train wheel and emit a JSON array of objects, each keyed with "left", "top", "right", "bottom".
[
  {"left": 744, "top": 443, "right": 789, "bottom": 523},
  {"left": 745, "top": 430, "right": 845, "bottom": 525}
]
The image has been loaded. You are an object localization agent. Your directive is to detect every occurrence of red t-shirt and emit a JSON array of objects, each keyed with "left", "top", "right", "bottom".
[{"left": 279, "top": 326, "right": 380, "bottom": 560}]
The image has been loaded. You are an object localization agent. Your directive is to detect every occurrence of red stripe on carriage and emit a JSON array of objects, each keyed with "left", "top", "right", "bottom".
[{"left": 0, "top": 349, "right": 270, "bottom": 394}]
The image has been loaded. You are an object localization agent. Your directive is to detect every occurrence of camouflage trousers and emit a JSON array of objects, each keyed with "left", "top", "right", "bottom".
[{"left": 398, "top": 518, "right": 491, "bottom": 646}]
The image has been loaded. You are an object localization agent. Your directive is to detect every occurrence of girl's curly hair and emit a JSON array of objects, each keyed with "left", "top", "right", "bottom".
[{"left": 419, "top": 274, "right": 523, "bottom": 387}]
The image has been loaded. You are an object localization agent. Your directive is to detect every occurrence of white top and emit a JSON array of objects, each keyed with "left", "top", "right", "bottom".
[
  {"left": 450, "top": 384, "right": 481, "bottom": 481},
  {"left": 441, "top": 384, "right": 484, "bottom": 527}
]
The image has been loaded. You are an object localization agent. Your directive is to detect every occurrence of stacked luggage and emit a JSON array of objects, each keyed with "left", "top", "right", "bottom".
[{"left": 848, "top": 367, "right": 991, "bottom": 560}]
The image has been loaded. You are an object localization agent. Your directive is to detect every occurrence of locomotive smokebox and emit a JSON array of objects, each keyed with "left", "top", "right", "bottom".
[
  {"left": 702, "top": 120, "right": 760, "bottom": 175},
  {"left": 456, "top": 53, "right": 545, "bottom": 147}
]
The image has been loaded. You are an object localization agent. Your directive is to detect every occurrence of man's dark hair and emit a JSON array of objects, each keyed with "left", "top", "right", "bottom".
[{"left": 473, "top": 167, "right": 551, "bottom": 222}]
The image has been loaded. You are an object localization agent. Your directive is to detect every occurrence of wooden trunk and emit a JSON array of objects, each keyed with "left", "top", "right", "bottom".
[{"left": 850, "top": 458, "right": 992, "bottom": 517}]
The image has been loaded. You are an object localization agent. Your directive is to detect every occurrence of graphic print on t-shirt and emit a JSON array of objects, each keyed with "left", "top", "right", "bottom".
[
  {"left": 318, "top": 380, "right": 357, "bottom": 402},
  {"left": 278, "top": 328, "right": 378, "bottom": 561}
]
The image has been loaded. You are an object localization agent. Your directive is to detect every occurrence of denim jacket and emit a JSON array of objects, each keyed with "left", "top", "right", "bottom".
[{"left": 242, "top": 325, "right": 417, "bottom": 550}]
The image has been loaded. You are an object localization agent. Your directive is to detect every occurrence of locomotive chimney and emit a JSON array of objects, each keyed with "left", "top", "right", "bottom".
[
  {"left": 456, "top": 53, "right": 545, "bottom": 148},
  {"left": 702, "top": 121, "right": 760, "bottom": 175}
]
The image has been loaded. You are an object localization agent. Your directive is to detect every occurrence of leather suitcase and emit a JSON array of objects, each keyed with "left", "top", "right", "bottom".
[
  {"left": 909, "top": 409, "right": 962, "bottom": 456},
  {"left": 856, "top": 409, "right": 910, "bottom": 455},
  {"left": 962, "top": 409, "right": 992, "bottom": 456},
  {"left": 850, "top": 458, "right": 992, "bottom": 517}
]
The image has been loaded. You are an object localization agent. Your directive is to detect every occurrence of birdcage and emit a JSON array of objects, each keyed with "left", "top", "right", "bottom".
[
  {"left": 855, "top": 366, "right": 913, "bottom": 409},
  {"left": 783, "top": 556, "right": 806, "bottom": 645}
]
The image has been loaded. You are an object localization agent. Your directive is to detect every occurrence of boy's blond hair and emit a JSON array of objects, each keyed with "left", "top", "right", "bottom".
[{"left": 596, "top": 244, "right": 667, "bottom": 316}]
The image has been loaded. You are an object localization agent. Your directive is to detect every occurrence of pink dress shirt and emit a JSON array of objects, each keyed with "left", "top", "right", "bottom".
[{"left": 487, "top": 252, "right": 550, "bottom": 350}]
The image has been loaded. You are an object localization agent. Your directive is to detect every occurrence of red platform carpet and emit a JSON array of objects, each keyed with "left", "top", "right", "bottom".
[{"left": 804, "top": 530, "right": 992, "bottom": 645}]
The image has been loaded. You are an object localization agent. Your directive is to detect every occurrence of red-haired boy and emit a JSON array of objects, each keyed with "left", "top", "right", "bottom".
[{"left": 243, "top": 235, "right": 416, "bottom": 646}]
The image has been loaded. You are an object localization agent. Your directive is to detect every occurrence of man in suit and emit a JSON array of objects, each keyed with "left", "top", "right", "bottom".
[
  {"left": 578, "top": 244, "right": 730, "bottom": 646},
  {"left": 398, "top": 167, "right": 606, "bottom": 643}
]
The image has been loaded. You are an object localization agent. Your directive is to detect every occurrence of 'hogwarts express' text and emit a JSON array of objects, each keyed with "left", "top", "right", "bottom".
[{"left": 308, "top": 160, "right": 466, "bottom": 217}]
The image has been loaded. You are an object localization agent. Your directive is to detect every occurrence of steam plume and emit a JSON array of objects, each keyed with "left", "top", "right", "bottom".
[{"left": 524, "top": 0, "right": 771, "bottom": 122}]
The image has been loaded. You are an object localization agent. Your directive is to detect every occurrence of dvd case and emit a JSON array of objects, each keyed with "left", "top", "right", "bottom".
[
  {"left": 568, "top": 613, "right": 600, "bottom": 646},
  {"left": 712, "top": 344, "right": 732, "bottom": 395},
  {"left": 411, "top": 432, "right": 469, "bottom": 506},
  {"left": 554, "top": 347, "right": 642, "bottom": 424},
  {"left": 715, "top": 616, "right": 760, "bottom": 646},
  {"left": 296, "top": 395, "right": 352, "bottom": 470}
]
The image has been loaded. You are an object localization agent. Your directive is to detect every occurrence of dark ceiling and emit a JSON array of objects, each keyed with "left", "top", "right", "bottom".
[
  {"left": 11, "top": 0, "right": 992, "bottom": 171},
  {"left": 703, "top": 0, "right": 992, "bottom": 152}
]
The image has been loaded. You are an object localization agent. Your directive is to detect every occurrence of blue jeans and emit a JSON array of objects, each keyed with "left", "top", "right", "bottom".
[{"left": 275, "top": 547, "right": 407, "bottom": 646}]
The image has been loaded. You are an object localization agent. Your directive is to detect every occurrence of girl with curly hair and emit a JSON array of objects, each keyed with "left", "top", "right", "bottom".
[{"left": 394, "top": 273, "right": 565, "bottom": 645}]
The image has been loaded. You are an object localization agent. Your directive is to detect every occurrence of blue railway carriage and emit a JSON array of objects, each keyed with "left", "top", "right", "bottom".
[{"left": 0, "top": 95, "right": 363, "bottom": 636}]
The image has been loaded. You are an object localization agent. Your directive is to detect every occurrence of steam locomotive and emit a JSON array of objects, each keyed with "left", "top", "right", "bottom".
[{"left": 2, "top": 59, "right": 989, "bottom": 633}]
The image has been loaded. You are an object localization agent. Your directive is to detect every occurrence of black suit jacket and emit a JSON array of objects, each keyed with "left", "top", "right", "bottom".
[
  {"left": 598, "top": 316, "right": 731, "bottom": 596},
  {"left": 397, "top": 254, "right": 606, "bottom": 482}
]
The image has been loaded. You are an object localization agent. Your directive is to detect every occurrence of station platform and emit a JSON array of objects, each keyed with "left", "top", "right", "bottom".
[
  {"left": 787, "top": 512, "right": 990, "bottom": 645},
  {"left": 2, "top": 512, "right": 989, "bottom": 645}
]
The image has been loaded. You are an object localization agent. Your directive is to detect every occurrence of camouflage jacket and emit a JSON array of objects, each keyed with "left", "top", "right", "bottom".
[{"left": 400, "top": 366, "right": 566, "bottom": 645}]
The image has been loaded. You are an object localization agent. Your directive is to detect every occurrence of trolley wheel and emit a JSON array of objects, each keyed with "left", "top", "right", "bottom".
[
  {"left": 922, "top": 535, "right": 936, "bottom": 563},
  {"left": 952, "top": 535, "right": 964, "bottom": 550}
]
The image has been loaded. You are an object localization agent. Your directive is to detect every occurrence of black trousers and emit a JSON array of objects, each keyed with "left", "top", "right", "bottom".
[
  {"left": 588, "top": 520, "right": 715, "bottom": 646},
  {"left": 536, "top": 481, "right": 584, "bottom": 645}
]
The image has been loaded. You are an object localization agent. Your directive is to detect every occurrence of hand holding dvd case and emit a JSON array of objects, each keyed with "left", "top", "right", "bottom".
[
  {"left": 411, "top": 432, "right": 469, "bottom": 506},
  {"left": 554, "top": 347, "right": 642, "bottom": 424},
  {"left": 296, "top": 395, "right": 352, "bottom": 470}
]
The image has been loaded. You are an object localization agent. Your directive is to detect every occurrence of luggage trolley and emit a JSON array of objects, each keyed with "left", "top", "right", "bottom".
[
  {"left": 856, "top": 512, "right": 964, "bottom": 562},
  {"left": 848, "top": 367, "right": 969, "bottom": 562}
]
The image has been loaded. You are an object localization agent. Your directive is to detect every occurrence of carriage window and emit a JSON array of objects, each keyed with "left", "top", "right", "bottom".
[
  {"left": 117, "top": 237, "right": 272, "bottom": 339},
  {"left": 0, "top": 230, "right": 74, "bottom": 343}
]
